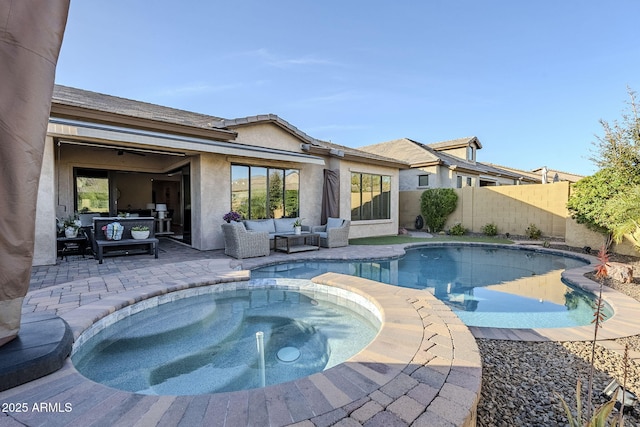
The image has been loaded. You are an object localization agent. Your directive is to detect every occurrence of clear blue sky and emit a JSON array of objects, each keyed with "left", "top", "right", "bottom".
[{"left": 55, "top": 1, "right": 640, "bottom": 177}]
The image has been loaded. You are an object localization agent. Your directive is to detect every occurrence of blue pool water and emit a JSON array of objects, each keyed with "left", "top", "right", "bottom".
[
  {"left": 252, "top": 245, "right": 611, "bottom": 329},
  {"left": 72, "top": 283, "right": 379, "bottom": 395}
]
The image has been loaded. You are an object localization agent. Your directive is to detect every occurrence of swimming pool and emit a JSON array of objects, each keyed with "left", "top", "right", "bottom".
[
  {"left": 252, "top": 245, "right": 611, "bottom": 329},
  {"left": 71, "top": 280, "right": 380, "bottom": 395}
]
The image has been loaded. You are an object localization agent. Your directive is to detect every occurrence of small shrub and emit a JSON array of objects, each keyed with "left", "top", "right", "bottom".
[
  {"left": 449, "top": 222, "right": 466, "bottom": 236},
  {"left": 420, "top": 188, "right": 458, "bottom": 232},
  {"left": 525, "top": 223, "right": 542, "bottom": 239},
  {"left": 482, "top": 222, "right": 498, "bottom": 236}
]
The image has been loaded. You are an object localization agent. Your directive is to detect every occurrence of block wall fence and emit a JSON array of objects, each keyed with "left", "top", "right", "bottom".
[{"left": 398, "top": 181, "right": 637, "bottom": 256}]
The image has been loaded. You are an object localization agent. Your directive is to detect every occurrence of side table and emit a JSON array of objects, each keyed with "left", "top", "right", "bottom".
[
  {"left": 155, "top": 217, "right": 174, "bottom": 236},
  {"left": 57, "top": 236, "right": 88, "bottom": 260}
]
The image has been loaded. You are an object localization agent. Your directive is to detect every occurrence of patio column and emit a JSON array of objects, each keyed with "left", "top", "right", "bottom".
[{"left": 0, "top": 0, "right": 69, "bottom": 347}]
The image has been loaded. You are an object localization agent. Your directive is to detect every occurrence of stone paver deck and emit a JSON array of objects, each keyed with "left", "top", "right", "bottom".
[{"left": 1, "top": 238, "right": 639, "bottom": 426}]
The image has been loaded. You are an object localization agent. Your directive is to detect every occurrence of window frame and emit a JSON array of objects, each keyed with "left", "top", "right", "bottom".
[
  {"left": 231, "top": 164, "right": 300, "bottom": 220},
  {"left": 351, "top": 172, "right": 391, "bottom": 221}
]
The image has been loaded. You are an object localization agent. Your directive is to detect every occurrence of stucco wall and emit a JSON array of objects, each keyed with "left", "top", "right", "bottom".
[
  {"left": 33, "top": 137, "right": 57, "bottom": 266},
  {"left": 233, "top": 123, "right": 306, "bottom": 153},
  {"left": 347, "top": 161, "right": 400, "bottom": 239},
  {"left": 399, "top": 167, "right": 522, "bottom": 192}
]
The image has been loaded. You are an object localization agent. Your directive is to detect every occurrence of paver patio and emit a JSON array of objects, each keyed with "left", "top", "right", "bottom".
[{"left": 1, "top": 238, "right": 639, "bottom": 426}]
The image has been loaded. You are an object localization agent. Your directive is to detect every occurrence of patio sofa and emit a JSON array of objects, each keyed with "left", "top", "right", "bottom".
[
  {"left": 243, "top": 217, "right": 307, "bottom": 248},
  {"left": 221, "top": 222, "right": 270, "bottom": 259},
  {"left": 311, "top": 217, "right": 350, "bottom": 248}
]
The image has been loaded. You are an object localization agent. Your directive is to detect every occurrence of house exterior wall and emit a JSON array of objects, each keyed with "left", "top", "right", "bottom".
[
  {"left": 35, "top": 111, "right": 404, "bottom": 264},
  {"left": 233, "top": 123, "right": 305, "bottom": 152},
  {"left": 191, "top": 153, "right": 228, "bottom": 251},
  {"left": 400, "top": 166, "right": 523, "bottom": 195},
  {"left": 441, "top": 146, "right": 468, "bottom": 160},
  {"left": 344, "top": 160, "right": 400, "bottom": 239},
  {"left": 33, "top": 137, "right": 57, "bottom": 266}
]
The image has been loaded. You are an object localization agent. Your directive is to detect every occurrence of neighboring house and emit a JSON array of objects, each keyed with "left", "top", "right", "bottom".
[
  {"left": 358, "top": 137, "right": 540, "bottom": 191},
  {"left": 488, "top": 164, "right": 584, "bottom": 184},
  {"left": 34, "top": 85, "right": 407, "bottom": 266}
]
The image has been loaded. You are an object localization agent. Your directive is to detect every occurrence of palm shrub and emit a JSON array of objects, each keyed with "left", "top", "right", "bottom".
[{"left": 420, "top": 188, "right": 458, "bottom": 232}]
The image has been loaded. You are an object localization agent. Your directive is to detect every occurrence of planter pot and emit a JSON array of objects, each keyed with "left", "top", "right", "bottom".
[
  {"left": 294, "top": 226, "right": 302, "bottom": 235},
  {"left": 65, "top": 227, "right": 78, "bottom": 238},
  {"left": 131, "top": 230, "right": 150, "bottom": 240}
]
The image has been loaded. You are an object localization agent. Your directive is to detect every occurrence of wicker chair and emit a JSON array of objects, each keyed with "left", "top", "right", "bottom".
[
  {"left": 221, "top": 222, "right": 270, "bottom": 259},
  {"left": 311, "top": 218, "right": 350, "bottom": 248}
]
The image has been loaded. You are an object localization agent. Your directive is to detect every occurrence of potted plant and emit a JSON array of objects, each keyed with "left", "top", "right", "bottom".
[
  {"left": 223, "top": 211, "right": 242, "bottom": 223},
  {"left": 293, "top": 218, "right": 303, "bottom": 235},
  {"left": 63, "top": 214, "right": 81, "bottom": 238},
  {"left": 131, "top": 225, "right": 150, "bottom": 240}
]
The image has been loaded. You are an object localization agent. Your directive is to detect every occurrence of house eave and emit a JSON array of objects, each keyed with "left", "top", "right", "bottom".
[
  {"left": 50, "top": 103, "right": 238, "bottom": 142},
  {"left": 302, "top": 144, "right": 409, "bottom": 169},
  {"left": 49, "top": 118, "right": 326, "bottom": 165}
]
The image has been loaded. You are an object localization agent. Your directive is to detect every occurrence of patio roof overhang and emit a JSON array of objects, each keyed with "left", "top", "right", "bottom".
[{"left": 49, "top": 118, "right": 326, "bottom": 165}]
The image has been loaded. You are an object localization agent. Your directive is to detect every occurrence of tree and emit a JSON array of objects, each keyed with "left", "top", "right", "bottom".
[
  {"left": 605, "top": 186, "right": 640, "bottom": 248},
  {"left": 568, "top": 87, "right": 640, "bottom": 250},
  {"left": 591, "top": 87, "right": 640, "bottom": 179},
  {"left": 420, "top": 188, "right": 458, "bottom": 232}
]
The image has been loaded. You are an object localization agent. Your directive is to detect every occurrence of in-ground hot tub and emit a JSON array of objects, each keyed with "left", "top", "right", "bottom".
[{"left": 71, "top": 279, "right": 380, "bottom": 395}]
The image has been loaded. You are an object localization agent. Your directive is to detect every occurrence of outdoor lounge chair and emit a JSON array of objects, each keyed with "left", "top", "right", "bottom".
[
  {"left": 221, "top": 222, "right": 270, "bottom": 259},
  {"left": 311, "top": 217, "right": 350, "bottom": 248}
]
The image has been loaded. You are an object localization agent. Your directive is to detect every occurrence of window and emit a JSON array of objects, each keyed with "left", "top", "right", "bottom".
[
  {"left": 351, "top": 172, "right": 391, "bottom": 221},
  {"left": 466, "top": 177, "right": 472, "bottom": 187},
  {"left": 231, "top": 165, "right": 299, "bottom": 219},
  {"left": 75, "top": 168, "right": 110, "bottom": 213},
  {"left": 456, "top": 176, "right": 463, "bottom": 188},
  {"left": 418, "top": 174, "right": 429, "bottom": 187},
  {"left": 467, "top": 146, "right": 475, "bottom": 162}
]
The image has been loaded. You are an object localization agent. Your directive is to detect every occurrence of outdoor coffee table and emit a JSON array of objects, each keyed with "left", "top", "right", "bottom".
[{"left": 273, "top": 232, "right": 320, "bottom": 254}]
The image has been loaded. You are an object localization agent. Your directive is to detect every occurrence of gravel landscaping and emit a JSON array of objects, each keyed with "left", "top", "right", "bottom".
[{"left": 477, "top": 245, "right": 640, "bottom": 426}]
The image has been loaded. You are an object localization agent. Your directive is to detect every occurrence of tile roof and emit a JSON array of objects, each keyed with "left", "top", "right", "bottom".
[
  {"left": 51, "top": 85, "right": 406, "bottom": 168},
  {"left": 428, "top": 136, "right": 482, "bottom": 150},
  {"left": 358, "top": 138, "right": 540, "bottom": 182},
  {"left": 52, "top": 85, "right": 228, "bottom": 130},
  {"left": 357, "top": 138, "right": 440, "bottom": 164},
  {"left": 491, "top": 165, "right": 584, "bottom": 183},
  {"left": 317, "top": 139, "right": 411, "bottom": 168}
]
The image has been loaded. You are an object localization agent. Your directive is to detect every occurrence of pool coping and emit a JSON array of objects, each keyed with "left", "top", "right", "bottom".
[
  {"left": 3, "top": 241, "right": 639, "bottom": 426},
  {"left": 244, "top": 242, "right": 640, "bottom": 343}
]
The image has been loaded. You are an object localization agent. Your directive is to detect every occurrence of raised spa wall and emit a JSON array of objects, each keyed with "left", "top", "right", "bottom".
[{"left": 60, "top": 271, "right": 482, "bottom": 426}]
